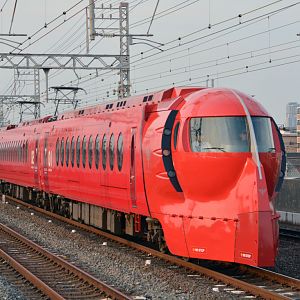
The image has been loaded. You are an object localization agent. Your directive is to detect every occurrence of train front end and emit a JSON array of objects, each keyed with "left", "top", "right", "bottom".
[
  {"left": 144, "top": 89, "right": 285, "bottom": 266},
  {"left": 163, "top": 88, "right": 285, "bottom": 266}
]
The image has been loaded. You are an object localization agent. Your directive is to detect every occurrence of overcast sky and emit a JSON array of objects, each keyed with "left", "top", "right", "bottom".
[{"left": 0, "top": 0, "right": 299, "bottom": 124}]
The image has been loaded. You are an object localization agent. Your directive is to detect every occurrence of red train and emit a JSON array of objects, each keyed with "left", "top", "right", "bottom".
[{"left": 0, "top": 87, "right": 286, "bottom": 267}]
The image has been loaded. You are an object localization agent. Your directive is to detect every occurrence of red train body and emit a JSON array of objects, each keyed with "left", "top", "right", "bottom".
[{"left": 0, "top": 87, "right": 285, "bottom": 267}]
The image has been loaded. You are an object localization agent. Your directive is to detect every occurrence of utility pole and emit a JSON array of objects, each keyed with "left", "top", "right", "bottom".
[
  {"left": 88, "top": 2, "right": 130, "bottom": 98},
  {"left": 88, "top": 2, "right": 159, "bottom": 99},
  {"left": 118, "top": 2, "right": 130, "bottom": 99}
]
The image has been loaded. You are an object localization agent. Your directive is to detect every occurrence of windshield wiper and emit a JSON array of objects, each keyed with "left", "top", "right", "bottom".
[
  {"left": 203, "top": 147, "right": 226, "bottom": 152},
  {"left": 267, "top": 147, "right": 276, "bottom": 153}
]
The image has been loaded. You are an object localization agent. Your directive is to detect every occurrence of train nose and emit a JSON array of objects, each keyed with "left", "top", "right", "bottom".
[
  {"left": 234, "top": 211, "right": 278, "bottom": 266},
  {"left": 234, "top": 172, "right": 279, "bottom": 267}
]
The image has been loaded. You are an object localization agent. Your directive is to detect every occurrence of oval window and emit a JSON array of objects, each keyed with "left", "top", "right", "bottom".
[
  {"left": 82, "top": 136, "right": 87, "bottom": 168},
  {"left": 117, "top": 133, "right": 123, "bottom": 171},
  {"left": 25, "top": 140, "right": 28, "bottom": 163},
  {"left": 109, "top": 134, "right": 114, "bottom": 171},
  {"left": 66, "top": 138, "right": 70, "bottom": 167},
  {"left": 95, "top": 135, "right": 100, "bottom": 169},
  {"left": 88, "top": 135, "right": 93, "bottom": 169},
  {"left": 76, "top": 136, "right": 81, "bottom": 168},
  {"left": 56, "top": 138, "right": 60, "bottom": 166},
  {"left": 71, "top": 137, "right": 75, "bottom": 167},
  {"left": 60, "top": 138, "right": 64, "bottom": 166},
  {"left": 102, "top": 134, "right": 107, "bottom": 170}
]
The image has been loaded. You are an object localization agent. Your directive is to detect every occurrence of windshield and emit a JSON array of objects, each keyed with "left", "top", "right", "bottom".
[
  {"left": 190, "top": 116, "right": 275, "bottom": 153},
  {"left": 190, "top": 117, "right": 250, "bottom": 152}
]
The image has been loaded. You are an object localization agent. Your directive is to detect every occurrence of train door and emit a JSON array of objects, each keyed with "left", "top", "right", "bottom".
[{"left": 130, "top": 128, "right": 137, "bottom": 208}]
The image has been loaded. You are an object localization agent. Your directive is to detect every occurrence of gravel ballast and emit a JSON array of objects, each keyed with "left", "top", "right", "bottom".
[
  {"left": 275, "top": 235, "right": 300, "bottom": 279},
  {"left": 0, "top": 200, "right": 299, "bottom": 299},
  {"left": 0, "top": 277, "right": 27, "bottom": 300}
]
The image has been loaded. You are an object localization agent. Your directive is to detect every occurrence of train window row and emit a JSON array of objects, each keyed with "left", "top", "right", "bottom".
[
  {"left": 55, "top": 133, "right": 123, "bottom": 171},
  {"left": 0, "top": 140, "right": 29, "bottom": 163}
]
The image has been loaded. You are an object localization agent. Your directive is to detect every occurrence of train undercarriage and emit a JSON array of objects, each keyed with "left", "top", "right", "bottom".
[{"left": 0, "top": 180, "right": 168, "bottom": 253}]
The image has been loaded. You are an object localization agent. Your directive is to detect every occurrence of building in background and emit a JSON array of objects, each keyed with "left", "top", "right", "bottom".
[
  {"left": 281, "top": 129, "right": 298, "bottom": 153},
  {"left": 286, "top": 102, "right": 299, "bottom": 131}
]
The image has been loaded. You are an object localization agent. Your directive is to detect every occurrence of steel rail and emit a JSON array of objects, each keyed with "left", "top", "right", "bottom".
[
  {"left": 240, "top": 265, "right": 300, "bottom": 289},
  {"left": 279, "top": 227, "right": 300, "bottom": 240},
  {"left": 4, "top": 195, "right": 300, "bottom": 300},
  {"left": 0, "top": 248, "right": 64, "bottom": 300},
  {"left": 0, "top": 220, "right": 132, "bottom": 300}
]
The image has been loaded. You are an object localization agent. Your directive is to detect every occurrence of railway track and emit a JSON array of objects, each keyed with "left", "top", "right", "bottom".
[
  {"left": 280, "top": 227, "right": 300, "bottom": 240},
  {"left": 3, "top": 195, "right": 300, "bottom": 300},
  {"left": 0, "top": 257, "right": 46, "bottom": 299},
  {"left": 0, "top": 221, "right": 132, "bottom": 300}
]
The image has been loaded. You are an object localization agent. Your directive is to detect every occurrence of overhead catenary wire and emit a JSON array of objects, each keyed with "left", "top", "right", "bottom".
[
  {"left": 0, "top": 0, "right": 9, "bottom": 12},
  {"left": 64, "top": 1, "right": 299, "bottom": 91},
  {"left": 147, "top": 0, "right": 160, "bottom": 35},
  {"left": 8, "top": 0, "right": 17, "bottom": 34},
  {"left": 1, "top": 0, "right": 300, "bottom": 121},
  {"left": 43, "top": 1, "right": 299, "bottom": 99}
]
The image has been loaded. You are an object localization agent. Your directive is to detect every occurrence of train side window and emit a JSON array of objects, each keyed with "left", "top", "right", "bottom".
[
  {"left": 173, "top": 122, "right": 180, "bottom": 150},
  {"left": 66, "top": 137, "right": 70, "bottom": 167},
  {"left": 44, "top": 137, "right": 48, "bottom": 167},
  {"left": 60, "top": 138, "right": 64, "bottom": 166},
  {"left": 117, "top": 133, "right": 123, "bottom": 171},
  {"left": 82, "top": 136, "right": 87, "bottom": 168},
  {"left": 76, "top": 136, "right": 80, "bottom": 168},
  {"left": 17, "top": 142, "right": 19, "bottom": 162},
  {"left": 17, "top": 141, "right": 19, "bottom": 162},
  {"left": 71, "top": 137, "right": 75, "bottom": 167},
  {"left": 88, "top": 135, "right": 93, "bottom": 169},
  {"left": 102, "top": 134, "right": 107, "bottom": 170},
  {"left": 25, "top": 140, "right": 28, "bottom": 163},
  {"left": 109, "top": 133, "right": 114, "bottom": 171},
  {"left": 95, "top": 135, "right": 100, "bottom": 170},
  {"left": 22, "top": 141, "right": 25, "bottom": 163},
  {"left": 56, "top": 138, "right": 60, "bottom": 166}
]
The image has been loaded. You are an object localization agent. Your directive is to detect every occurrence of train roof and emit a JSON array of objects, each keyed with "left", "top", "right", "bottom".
[{"left": 0, "top": 87, "right": 204, "bottom": 131}]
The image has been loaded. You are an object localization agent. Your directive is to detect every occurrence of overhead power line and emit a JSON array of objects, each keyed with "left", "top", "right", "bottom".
[
  {"left": 147, "top": 0, "right": 160, "bottom": 34},
  {"left": 8, "top": 0, "right": 17, "bottom": 34},
  {"left": 0, "top": 0, "right": 9, "bottom": 12}
]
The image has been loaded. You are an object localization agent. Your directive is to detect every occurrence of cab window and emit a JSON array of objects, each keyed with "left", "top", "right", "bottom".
[
  {"left": 252, "top": 117, "right": 275, "bottom": 152},
  {"left": 190, "top": 117, "right": 249, "bottom": 153}
]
